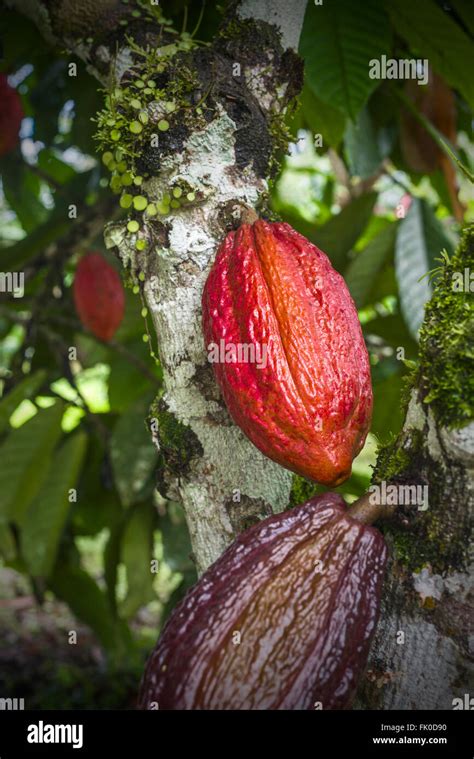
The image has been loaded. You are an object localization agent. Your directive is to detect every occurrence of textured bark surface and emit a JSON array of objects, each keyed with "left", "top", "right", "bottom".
[
  {"left": 358, "top": 394, "right": 474, "bottom": 709},
  {"left": 7, "top": 0, "right": 473, "bottom": 710}
]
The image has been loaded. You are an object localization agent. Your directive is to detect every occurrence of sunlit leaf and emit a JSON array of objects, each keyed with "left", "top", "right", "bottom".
[
  {"left": 0, "top": 402, "right": 64, "bottom": 526},
  {"left": 0, "top": 370, "right": 47, "bottom": 435},
  {"left": 395, "top": 198, "right": 455, "bottom": 338},
  {"left": 119, "top": 502, "right": 157, "bottom": 619},
  {"left": 22, "top": 431, "right": 87, "bottom": 577},
  {"left": 300, "top": 0, "right": 391, "bottom": 119},
  {"left": 110, "top": 396, "right": 157, "bottom": 507}
]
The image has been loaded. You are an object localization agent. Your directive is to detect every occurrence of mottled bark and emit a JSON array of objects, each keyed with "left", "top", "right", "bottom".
[{"left": 357, "top": 392, "right": 474, "bottom": 709}]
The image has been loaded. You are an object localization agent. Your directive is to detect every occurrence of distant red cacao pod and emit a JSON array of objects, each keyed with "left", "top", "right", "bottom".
[
  {"left": 138, "top": 492, "right": 387, "bottom": 710},
  {"left": 0, "top": 74, "right": 24, "bottom": 157},
  {"left": 73, "top": 252, "right": 125, "bottom": 341},
  {"left": 202, "top": 220, "right": 372, "bottom": 486}
]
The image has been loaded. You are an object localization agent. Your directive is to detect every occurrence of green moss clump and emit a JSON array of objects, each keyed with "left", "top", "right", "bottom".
[
  {"left": 385, "top": 526, "right": 435, "bottom": 572},
  {"left": 149, "top": 400, "right": 203, "bottom": 478},
  {"left": 418, "top": 224, "right": 474, "bottom": 428},
  {"left": 216, "top": 16, "right": 303, "bottom": 178},
  {"left": 289, "top": 475, "right": 320, "bottom": 507},
  {"left": 384, "top": 499, "right": 469, "bottom": 574},
  {"left": 372, "top": 429, "right": 423, "bottom": 484},
  {"left": 94, "top": 27, "right": 206, "bottom": 222},
  {"left": 267, "top": 112, "right": 294, "bottom": 176},
  {"left": 218, "top": 18, "right": 283, "bottom": 53}
]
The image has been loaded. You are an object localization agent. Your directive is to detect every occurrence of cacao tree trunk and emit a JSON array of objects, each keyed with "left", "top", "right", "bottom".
[
  {"left": 7, "top": 0, "right": 473, "bottom": 710},
  {"left": 357, "top": 226, "right": 474, "bottom": 710},
  {"left": 357, "top": 393, "right": 474, "bottom": 709}
]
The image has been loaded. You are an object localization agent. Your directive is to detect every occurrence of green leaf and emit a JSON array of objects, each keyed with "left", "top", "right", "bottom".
[
  {"left": 311, "top": 193, "right": 377, "bottom": 271},
  {"left": 1, "top": 156, "right": 47, "bottom": 232},
  {"left": 119, "top": 503, "right": 157, "bottom": 619},
  {"left": 110, "top": 396, "right": 157, "bottom": 507},
  {"left": 1, "top": 169, "right": 99, "bottom": 272},
  {"left": 68, "top": 70, "right": 104, "bottom": 155},
  {"left": 336, "top": 470, "right": 372, "bottom": 499},
  {"left": 450, "top": 0, "right": 474, "bottom": 36},
  {"left": 49, "top": 562, "right": 132, "bottom": 654},
  {"left": 160, "top": 502, "right": 195, "bottom": 574},
  {"left": 21, "top": 431, "right": 87, "bottom": 578},
  {"left": 395, "top": 198, "right": 455, "bottom": 338},
  {"left": 1, "top": 10, "right": 42, "bottom": 67},
  {"left": 0, "top": 370, "right": 47, "bottom": 435},
  {"left": 0, "top": 402, "right": 64, "bottom": 526},
  {"left": 0, "top": 525, "right": 16, "bottom": 561},
  {"left": 300, "top": 0, "right": 391, "bottom": 119},
  {"left": 299, "top": 81, "right": 346, "bottom": 149},
  {"left": 367, "top": 263, "right": 398, "bottom": 303},
  {"left": 371, "top": 370, "right": 405, "bottom": 441},
  {"left": 37, "top": 149, "right": 76, "bottom": 185},
  {"left": 72, "top": 437, "right": 122, "bottom": 537},
  {"left": 386, "top": 0, "right": 474, "bottom": 111},
  {"left": 344, "top": 105, "right": 383, "bottom": 179},
  {"left": 107, "top": 343, "right": 155, "bottom": 413},
  {"left": 345, "top": 224, "right": 397, "bottom": 307},
  {"left": 104, "top": 522, "right": 124, "bottom": 614},
  {"left": 365, "top": 313, "right": 419, "bottom": 359},
  {"left": 0, "top": 215, "right": 70, "bottom": 271}
]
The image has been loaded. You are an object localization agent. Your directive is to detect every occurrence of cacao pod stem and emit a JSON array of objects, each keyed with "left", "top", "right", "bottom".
[
  {"left": 349, "top": 492, "right": 396, "bottom": 526},
  {"left": 239, "top": 206, "right": 259, "bottom": 224}
]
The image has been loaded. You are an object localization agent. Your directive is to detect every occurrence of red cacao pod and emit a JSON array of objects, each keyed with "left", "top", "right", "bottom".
[
  {"left": 139, "top": 493, "right": 387, "bottom": 710},
  {"left": 73, "top": 252, "right": 125, "bottom": 341},
  {"left": 0, "top": 74, "right": 24, "bottom": 157},
  {"left": 202, "top": 220, "right": 372, "bottom": 486}
]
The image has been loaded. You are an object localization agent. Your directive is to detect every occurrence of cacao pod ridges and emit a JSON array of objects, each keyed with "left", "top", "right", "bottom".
[
  {"left": 73, "top": 252, "right": 125, "bottom": 342},
  {"left": 202, "top": 220, "right": 372, "bottom": 486},
  {"left": 138, "top": 492, "right": 387, "bottom": 711}
]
